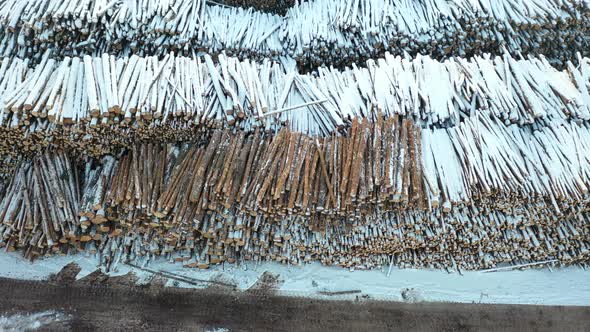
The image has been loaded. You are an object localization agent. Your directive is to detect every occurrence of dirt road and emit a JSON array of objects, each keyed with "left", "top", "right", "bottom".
[{"left": 0, "top": 266, "right": 588, "bottom": 331}]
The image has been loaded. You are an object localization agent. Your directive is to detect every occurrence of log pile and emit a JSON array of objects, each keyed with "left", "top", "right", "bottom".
[
  {"left": 0, "top": 0, "right": 589, "bottom": 272},
  {"left": 0, "top": 51, "right": 589, "bottom": 181},
  {"left": 0, "top": 52, "right": 589, "bottom": 145},
  {"left": 0, "top": 0, "right": 587, "bottom": 68},
  {"left": 0, "top": 114, "right": 589, "bottom": 270}
]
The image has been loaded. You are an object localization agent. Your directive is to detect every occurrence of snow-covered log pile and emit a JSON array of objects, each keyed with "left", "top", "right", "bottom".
[
  {"left": 0, "top": 113, "right": 589, "bottom": 270},
  {"left": 0, "top": 50, "right": 588, "bottom": 209},
  {"left": 0, "top": 0, "right": 589, "bottom": 272},
  {"left": 0, "top": 0, "right": 587, "bottom": 68},
  {"left": 0, "top": 52, "right": 589, "bottom": 157}
]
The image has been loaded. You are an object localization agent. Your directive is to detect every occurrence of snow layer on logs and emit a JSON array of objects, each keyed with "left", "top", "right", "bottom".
[
  {"left": 422, "top": 114, "right": 590, "bottom": 210},
  {"left": 0, "top": 0, "right": 587, "bottom": 67},
  {"left": 0, "top": 52, "right": 589, "bottom": 140},
  {"left": 0, "top": 115, "right": 589, "bottom": 270}
]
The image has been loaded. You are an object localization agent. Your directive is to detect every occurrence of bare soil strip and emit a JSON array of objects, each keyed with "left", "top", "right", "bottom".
[{"left": 0, "top": 273, "right": 588, "bottom": 331}]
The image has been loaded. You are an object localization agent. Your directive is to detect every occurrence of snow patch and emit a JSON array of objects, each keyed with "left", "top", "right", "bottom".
[
  {"left": 0, "top": 252, "right": 589, "bottom": 306},
  {"left": 0, "top": 311, "right": 69, "bottom": 331}
]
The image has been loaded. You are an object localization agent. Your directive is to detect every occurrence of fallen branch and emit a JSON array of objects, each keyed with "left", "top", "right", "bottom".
[
  {"left": 480, "top": 260, "right": 559, "bottom": 273},
  {"left": 255, "top": 99, "right": 328, "bottom": 119}
]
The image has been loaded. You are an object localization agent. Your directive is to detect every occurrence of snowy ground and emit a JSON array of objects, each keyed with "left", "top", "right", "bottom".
[{"left": 0, "top": 252, "right": 588, "bottom": 306}]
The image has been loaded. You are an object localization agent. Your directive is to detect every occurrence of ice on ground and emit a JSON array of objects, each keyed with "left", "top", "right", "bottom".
[
  {"left": 0, "top": 311, "right": 69, "bottom": 331},
  {"left": 0, "top": 252, "right": 588, "bottom": 306}
]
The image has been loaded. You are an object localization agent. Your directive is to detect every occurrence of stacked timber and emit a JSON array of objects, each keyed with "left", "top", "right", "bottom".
[
  {"left": 0, "top": 0, "right": 587, "bottom": 68},
  {"left": 0, "top": 114, "right": 589, "bottom": 270},
  {"left": 0, "top": 0, "right": 589, "bottom": 272},
  {"left": 0, "top": 52, "right": 589, "bottom": 154}
]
